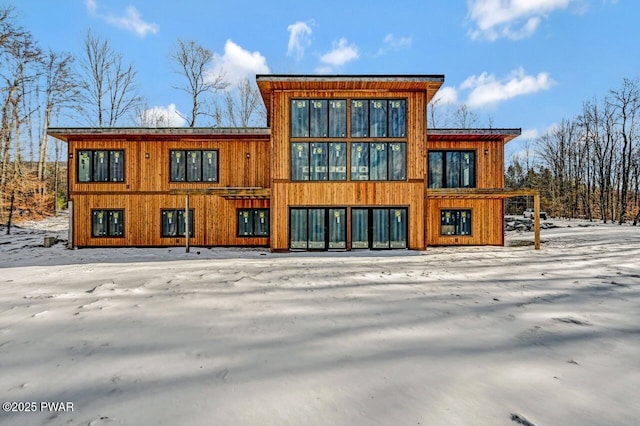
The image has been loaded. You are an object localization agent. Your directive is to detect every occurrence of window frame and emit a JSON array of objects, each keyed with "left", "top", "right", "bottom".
[
  {"left": 161, "top": 208, "right": 195, "bottom": 238},
  {"left": 428, "top": 150, "right": 476, "bottom": 189},
  {"left": 169, "top": 150, "right": 218, "bottom": 183},
  {"left": 91, "top": 209, "right": 125, "bottom": 238},
  {"left": 237, "top": 208, "right": 270, "bottom": 237},
  {"left": 440, "top": 209, "right": 472, "bottom": 236},
  {"left": 77, "top": 150, "right": 125, "bottom": 183}
]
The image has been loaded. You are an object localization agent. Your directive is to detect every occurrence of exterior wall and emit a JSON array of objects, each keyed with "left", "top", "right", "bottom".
[
  {"left": 67, "top": 135, "right": 271, "bottom": 247},
  {"left": 426, "top": 198, "right": 504, "bottom": 246},
  {"left": 426, "top": 139, "right": 505, "bottom": 188},
  {"left": 269, "top": 90, "right": 428, "bottom": 251}
]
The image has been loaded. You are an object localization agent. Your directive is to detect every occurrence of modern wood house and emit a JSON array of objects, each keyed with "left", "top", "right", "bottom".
[{"left": 48, "top": 74, "right": 523, "bottom": 251}]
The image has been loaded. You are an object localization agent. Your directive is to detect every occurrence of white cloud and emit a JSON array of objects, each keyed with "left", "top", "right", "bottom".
[
  {"left": 317, "top": 38, "right": 359, "bottom": 71},
  {"left": 138, "top": 104, "right": 186, "bottom": 127},
  {"left": 461, "top": 67, "right": 554, "bottom": 108},
  {"left": 431, "top": 86, "right": 458, "bottom": 105},
  {"left": 210, "top": 40, "right": 270, "bottom": 88},
  {"left": 287, "top": 21, "right": 313, "bottom": 62},
  {"left": 520, "top": 128, "right": 540, "bottom": 139},
  {"left": 467, "top": 0, "right": 575, "bottom": 41},
  {"left": 85, "top": 0, "right": 158, "bottom": 37}
]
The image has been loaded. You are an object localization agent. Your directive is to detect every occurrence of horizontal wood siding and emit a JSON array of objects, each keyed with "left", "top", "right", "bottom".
[
  {"left": 72, "top": 194, "right": 269, "bottom": 247},
  {"left": 426, "top": 198, "right": 504, "bottom": 246},
  {"left": 426, "top": 139, "right": 504, "bottom": 188}
]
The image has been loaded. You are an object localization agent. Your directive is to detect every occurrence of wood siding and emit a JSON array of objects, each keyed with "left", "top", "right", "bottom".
[
  {"left": 67, "top": 135, "right": 271, "bottom": 247},
  {"left": 268, "top": 90, "right": 428, "bottom": 251},
  {"left": 426, "top": 199, "right": 504, "bottom": 246}
]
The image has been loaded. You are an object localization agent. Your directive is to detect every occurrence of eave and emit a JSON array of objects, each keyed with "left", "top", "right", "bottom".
[
  {"left": 428, "top": 128, "right": 521, "bottom": 144},
  {"left": 47, "top": 127, "right": 271, "bottom": 142}
]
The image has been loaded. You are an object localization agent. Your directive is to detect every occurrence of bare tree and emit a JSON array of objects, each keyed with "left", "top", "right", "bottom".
[
  {"left": 222, "top": 78, "right": 266, "bottom": 127},
  {"left": 170, "top": 38, "right": 227, "bottom": 127},
  {"left": 452, "top": 103, "right": 479, "bottom": 128},
  {"left": 37, "top": 50, "right": 78, "bottom": 181},
  {"left": 608, "top": 78, "right": 640, "bottom": 224},
  {"left": 78, "top": 30, "right": 143, "bottom": 126}
]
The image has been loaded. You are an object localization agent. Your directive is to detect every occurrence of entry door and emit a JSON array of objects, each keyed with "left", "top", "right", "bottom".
[{"left": 351, "top": 208, "right": 407, "bottom": 249}]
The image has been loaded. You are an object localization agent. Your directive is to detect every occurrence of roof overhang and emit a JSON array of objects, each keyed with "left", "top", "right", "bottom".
[
  {"left": 256, "top": 74, "right": 445, "bottom": 122},
  {"left": 428, "top": 128, "right": 521, "bottom": 144},
  {"left": 47, "top": 127, "right": 271, "bottom": 142}
]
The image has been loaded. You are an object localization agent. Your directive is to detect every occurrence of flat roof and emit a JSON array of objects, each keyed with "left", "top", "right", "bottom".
[
  {"left": 48, "top": 127, "right": 270, "bottom": 142},
  {"left": 428, "top": 128, "right": 521, "bottom": 143},
  {"left": 256, "top": 74, "right": 446, "bottom": 121}
]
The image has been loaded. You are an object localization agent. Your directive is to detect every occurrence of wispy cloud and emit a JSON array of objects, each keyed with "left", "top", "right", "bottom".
[
  {"left": 210, "top": 40, "right": 270, "bottom": 88},
  {"left": 431, "top": 68, "right": 554, "bottom": 109},
  {"left": 287, "top": 21, "right": 313, "bottom": 62},
  {"left": 316, "top": 38, "right": 359, "bottom": 73},
  {"left": 375, "top": 33, "right": 413, "bottom": 56},
  {"left": 467, "top": 0, "right": 576, "bottom": 41},
  {"left": 85, "top": 0, "right": 159, "bottom": 37}
]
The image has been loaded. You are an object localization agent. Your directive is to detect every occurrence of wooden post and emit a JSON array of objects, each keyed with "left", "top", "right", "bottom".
[
  {"left": 534, "top": 193, "right": 541, "bottom": 250},
  {"left": 185, "top": 194, "right": 190, "bottom": 253}
]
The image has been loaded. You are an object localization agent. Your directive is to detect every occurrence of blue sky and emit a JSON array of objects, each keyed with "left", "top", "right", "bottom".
[{"left": 7, "top": 0, "right": 638, "bottom": 157}]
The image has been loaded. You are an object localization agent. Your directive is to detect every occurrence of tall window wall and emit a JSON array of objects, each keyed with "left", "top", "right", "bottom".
[{"left": 290, "top": 99, "right": 407, "bottom": 181}]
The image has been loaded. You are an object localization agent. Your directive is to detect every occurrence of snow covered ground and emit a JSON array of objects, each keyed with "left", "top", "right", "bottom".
[{"left": 1, "top": 214, "right": 639, "bottom": 425}]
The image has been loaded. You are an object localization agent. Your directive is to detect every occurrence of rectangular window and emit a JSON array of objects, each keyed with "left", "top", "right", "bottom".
[
  {"left": 351, "top": 209, "right": 369, "bottom": 249},
  {"left": 310, "top": 100, "right": 328, "bottom": 137},
  {"left": 350, "top": 142, "right": 406, "bottom": 181},
  {"left": 328, "top": 142, "right": 347, "bottom": 181},
  {"left": 372, "top": 209, "right": 390, "bottom": 249},
  {"left": 170, "top": 150, "right": 218, "bottom": 182},
  {"left": 92, "top": 209, "right": 124, "bottom": 237},
  {"left": 370, "top": 100, "right": 387, "bottom": 137},
  {"left": 390, "top": 208, "right": 407, "bottom": 248},
  {"left": 370, "top": 142, "right": 388, "bottom": 180},
  {"left": 388, "top": 100, "right": 406, "bottom": 137},
  {"left": 310, "top": 143, "right": 328, "bottom": 180},
  {"left": 428, "top": 151, "right": 475, "bottom": 188},
  {"left": 329, "top": 208, "right": 346, "bottom": 249},
  {"left": 291, "top": 143, "right": 310, "bottom": 181},
  {"left": 161, "top": 209, "right": 194, "bottom": 237},
  {"left": 78, "top": 150, "right": 125, "bottom": 182},
  {"left": 308, "top": 208, "right": 326, "bottom": 249},
  {"left": 329, "top": 100, "right": 347, "bottom": 137},
  {"left": 351, "top": 100, "right": 368, "bottom": 137},
  {"left": 290, "top": 208, "right": 308, "bottom": 249},
  {"left": 291, "top": 100, "right": 309, "bottom": 137},
  {"left": 237, "top": 209, "right": 269, "bottom": 237},
  {"left": 351, "top": 143, "right": 369, "bottom": 180},
  {"left": 441, "top": 209, "right": 472, "bottom": 236}
]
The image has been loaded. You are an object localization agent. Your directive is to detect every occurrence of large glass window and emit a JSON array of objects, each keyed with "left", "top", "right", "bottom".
[
  {"left": 329, "top": 100, "right": 347, "bottom": 137},
  {"left": 92, "top": 209, "right": 124, "bottom": 237},
  {"left": 78, "top": 150, "right": 125, "bottom": 182},
  {"left": 388, "top": 100, "right": 406, "bottom": 137},
  {"left": 370, "top": 100, "right": 387, "bottom": 137},
  {"left": 289, "top": 208, "right": 347, "bottom": 250},
  {"left": 170, "top": 150, "right": 218, "bottom": 182},
  {"left": 351, "top": 142, "right": 406, "bottom": 181},
  {"left": 428, "top": 151, "right": 475, "bottom": 188},
  {"left": 237, "top": 209, "right": 269, "bottom": 237},
  {"left": 291, "top": 142, "right": 346, "bottom": 181},
  {"left": 292, "top": 99, "right": 347, "bottom": 138},
  {"left": 351, "top": 100, "right": 368, "bottom": 137},
  {"left": 161, "top": 209, "right": 194, "bottom": 237},
  {"left": 440, "top": 209, "right": 472, "bottom": 236},
  {"left": 351, "top": 209, "right": 369, "bottom": 249}
]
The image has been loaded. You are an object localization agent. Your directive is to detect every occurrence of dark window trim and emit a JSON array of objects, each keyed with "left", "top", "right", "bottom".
[
  {"left": 237, "top": 208, "right": 270, "bottom": 237},
  {"left": 428, "top": 150, "right": 477, "bottom": 189},
  {"left": 291, "top": 98, "right": 348, "bottom": 139},
  {"left": 91, "top": 209, "right": 125, "bottom": 238},
  {"left": 169, "top": 149, "right": 219, "bottom": 183},
  {"left": 160, "top": 208, "right": 195, "bottom": 238},
  {"left": 351, "top": 206, "right": 409, "bottom": 250},
  {"left": 440, "top": 209, "right": 473, "bottom": 236},
  {"left": 77, "top": 149, "right": 126, "bottom": 183},
  {"left": 290, "top": 141, "right": 348, "bottom": 182}
]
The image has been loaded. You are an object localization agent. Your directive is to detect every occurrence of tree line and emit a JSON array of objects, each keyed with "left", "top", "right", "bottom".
[
  {"left": 0, "top": 5, "right": 265, "bottom": 227},
  {"left": 506, "top": 78, "right": 640, "bottom": 225}
]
